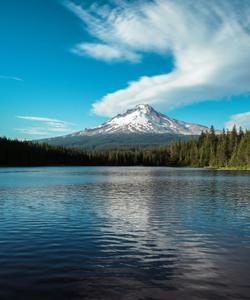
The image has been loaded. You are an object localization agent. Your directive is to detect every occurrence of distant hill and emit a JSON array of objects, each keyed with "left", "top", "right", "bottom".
[{"left": 39, "top": 133, "right": 195, "bottom": 149}]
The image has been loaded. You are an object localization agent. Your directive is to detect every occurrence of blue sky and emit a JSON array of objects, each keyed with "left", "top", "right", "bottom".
[{"left": 1, "top": 0, "right": 250, "bottom": 139}]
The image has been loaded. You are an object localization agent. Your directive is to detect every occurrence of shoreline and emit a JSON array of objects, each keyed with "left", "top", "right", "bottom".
[
  {"left": 217, "top": 167, "right": 250, "bottom": 171},
  {"left": 0, "top": 164, "right": 249, "bottom": 171}
]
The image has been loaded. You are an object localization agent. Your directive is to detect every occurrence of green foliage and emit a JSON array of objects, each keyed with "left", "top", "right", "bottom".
[
  {"left": 167, "top": 128, "right": 250, "bottom": 168},
  {"left": 0, "top": 129, "right": 249, "bottom": 168}
]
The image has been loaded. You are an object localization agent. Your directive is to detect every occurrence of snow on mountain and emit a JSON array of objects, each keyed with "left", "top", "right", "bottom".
[{"left": 72, "top": 104, "right": 210, "bottom": 136}]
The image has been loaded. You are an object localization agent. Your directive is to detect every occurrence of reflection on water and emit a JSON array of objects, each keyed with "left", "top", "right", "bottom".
[{"left": 0, "top": 167, "right": 249, "bottom": 300}]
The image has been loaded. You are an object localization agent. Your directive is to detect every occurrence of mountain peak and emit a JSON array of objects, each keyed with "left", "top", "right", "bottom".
[
  {"left": 73, "top": 104, "right": 210, "bottom": 136},
  {"left": 118, "top": 104, "right": 154, "bottom": 117},
  {"left": 135, "top": 103, "right": 153, "bottom": 111}
]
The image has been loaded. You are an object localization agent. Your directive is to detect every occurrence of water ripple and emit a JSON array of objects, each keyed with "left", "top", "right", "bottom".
[{"left": 0, "top": 167, "right": 249, "bottom": 300}]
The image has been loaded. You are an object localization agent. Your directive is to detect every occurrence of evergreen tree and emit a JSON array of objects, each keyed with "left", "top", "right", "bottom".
[{"left": 0, "top": 129, "right": 249, "bottom": 168}]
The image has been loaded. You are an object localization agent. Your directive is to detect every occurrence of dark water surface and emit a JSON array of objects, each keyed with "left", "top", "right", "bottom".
[{"left": 0, "top": 167, "right": 250, "bottom": 300}]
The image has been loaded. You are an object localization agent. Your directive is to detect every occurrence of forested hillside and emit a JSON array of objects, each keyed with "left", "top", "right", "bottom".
[
  {"left": 0, "top": 127, "right": 249, "bottom": 168},
  {"left": 38, "top": 133, "right": 193, "bottom": 149},
  {"left": 167, "top": 126, "right": 250, "bottom": 168}
]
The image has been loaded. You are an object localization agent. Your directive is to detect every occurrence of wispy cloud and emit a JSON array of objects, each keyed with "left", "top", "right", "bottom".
[
  {"left": 66, "top": 0, "right": 250, "bottom": 117},
  {"left": 16, "top": 116, "right": 75, "bottom": 136},
  {"left": 0, "top": 75, "right": 23, "bottom": 81},
  {"left": 71, "top": 43, "right": 140, "bottom": 62},
  {"left": 225, "top": 112, "right": 250, "bottom": 130}
]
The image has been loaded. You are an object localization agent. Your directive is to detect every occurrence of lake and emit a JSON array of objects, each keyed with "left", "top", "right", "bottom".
[{"left": 0, "top": 167, "right": 249, "bottom": 300}]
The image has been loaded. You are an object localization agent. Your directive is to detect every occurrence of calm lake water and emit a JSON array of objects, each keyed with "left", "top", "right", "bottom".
[{"left": 0, "top": 167, "right": 250, "bottom": 300}]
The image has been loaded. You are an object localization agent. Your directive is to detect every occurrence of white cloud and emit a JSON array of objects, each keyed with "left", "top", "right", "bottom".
[
  {"left": 16, "top": 116, "right": 75, "bottom": 136},
  {"left": 66, "top": 0, "right": 250, "bottom": 117},
  {"left": 225, "top": 112, "right": 250, "bottom": 130},
  {"left": 0, "top": 75, "right": 23, "bottom": 81},
  {"left": 71, "top": 43, "right": 140, "bottom": 62}
]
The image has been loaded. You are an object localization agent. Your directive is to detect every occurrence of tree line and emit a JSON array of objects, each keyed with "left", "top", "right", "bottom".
[{"left": 0, "top": 127, "right": 249, "bottom": 168}]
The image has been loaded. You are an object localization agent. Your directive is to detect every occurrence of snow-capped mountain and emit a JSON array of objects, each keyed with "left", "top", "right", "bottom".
[
  {"left": 39, "top": 105, "right": 214, "bottom": 149},
  {"left": 72, "top": 104, "right": 209, "bottom": 136}
]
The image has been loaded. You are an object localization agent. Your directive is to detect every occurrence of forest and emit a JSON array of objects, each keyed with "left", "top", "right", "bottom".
[{"left": 0, "top": 127, "right": 249, "bottom": 169}]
